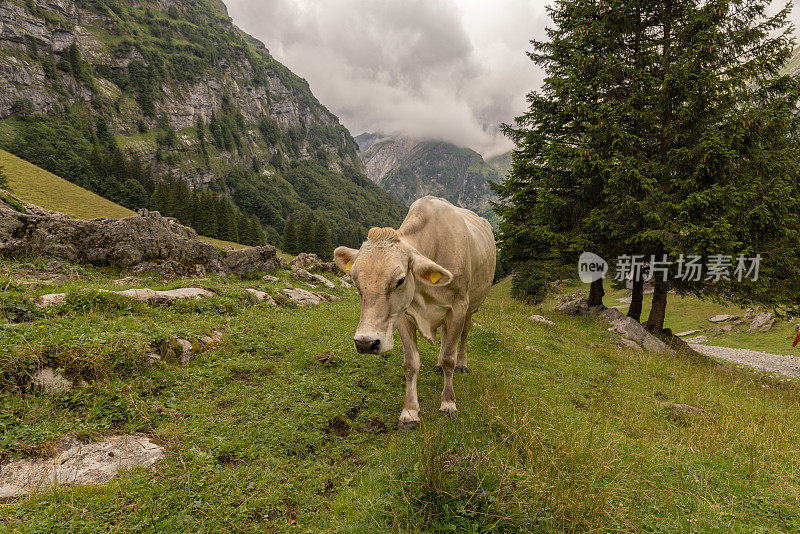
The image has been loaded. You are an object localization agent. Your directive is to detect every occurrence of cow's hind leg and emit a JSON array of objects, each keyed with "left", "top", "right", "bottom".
[
  {"left": 398, "top": 317, "right": 421, "bottom": 429},
  {"left": 439, "top": 307, "right": 466, "bottom": 418},
  {"left": 455, "top": 313, "right": 472, "bottom": 373}
]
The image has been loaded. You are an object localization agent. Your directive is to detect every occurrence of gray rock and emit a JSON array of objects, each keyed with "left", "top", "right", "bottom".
[
  {"left": 32, "top": 367, "right": 72, "bottom": 393},
  {"left": 619, "top": 338, "right": 641, "bottom": 350},
  {"left": 146, "top": 353, "right": 162, "bottom": 365},
  {"left": 749, "top": 312, "right": 775, "bottom": 333},
  {"left": 261, "top": 275, "right": 279, "bottom": 282},
  {"left": 292, "top": 268, "right": 314, "bottom": 281},
  {"left": 222, "top": 246, "right": 280, "bottom": 276},
  {"left": 709, "top": 314, "right": 736, "bottom": 323},
  {"left": 176, "top": 339, "right": 192, "bottom": 365},
  {"left": 685, "top": 335, "right": 708, "bottom": 343},
  {"left": 282, "top": 288, "right": 322, "bottom": 306},
  {"left": 529, "top": 315, "right": 555, "bottom": 326},
  {"left": 600, "top": 308, "right": 670, "bottom": 354},
  {"left": 310, "top": 273, "right": 335, "bottom": 289},
  {"left": 112, "top": 276, "right": 142, "bottom": 286},
  {"left": 37, "top": 287, "right": 213, "bottom": 308},
  {"left": 675, "top": 330, "right": 700, "bottom": 337},
  {"left": 245, "top": 288, "right": 277, "bottom": 306},
  {"left": 555, "top": 297, "right": 589, "bottom": 314},
  {"left": 339, "top": 277, "right": 353, "bottom": 289},
  {"left": 38, "top": 293, "right": 67, "bottom": 308},
  {"left": 0, "top": 434, "right": 163, "bottom": 498}
]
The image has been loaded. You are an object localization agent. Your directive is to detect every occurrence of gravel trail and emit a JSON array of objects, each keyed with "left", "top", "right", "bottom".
[{"left": 689, "top": 343, "right": 800, "bottom": 378}]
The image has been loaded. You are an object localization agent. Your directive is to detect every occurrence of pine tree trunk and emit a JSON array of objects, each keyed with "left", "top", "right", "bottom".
[
  {"left": 644, "top": 284, "right": 668, "bottom": 333},
  {"left": 588, "top": 278, "right": 605, "bottom": 308},
  {"left": 627, "top": 276, "right": 644, "bottom": 322}
]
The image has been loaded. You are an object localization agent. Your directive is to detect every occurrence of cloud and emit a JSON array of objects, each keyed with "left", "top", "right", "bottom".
[
  {"left": 223, "top": 0, "right": 547, "bottom": 156},
  {"left": 223, "top": 0, "right": 799, "bottom": 157}
]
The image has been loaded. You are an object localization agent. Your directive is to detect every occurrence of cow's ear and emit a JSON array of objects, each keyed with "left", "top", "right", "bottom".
[
  {"left": 412, "top": 254, "right": 453, "bottom": 287},
  {"left": 334, "top": 246, "right": 359, "bottom": 273}
]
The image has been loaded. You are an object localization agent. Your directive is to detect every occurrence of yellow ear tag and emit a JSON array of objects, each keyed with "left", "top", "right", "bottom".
[
  {"left": 429, "top": 271, "right": 442, "bottom": 284},
  {"left": 346, "top": 260, "right": 353, "bottom": 271}
]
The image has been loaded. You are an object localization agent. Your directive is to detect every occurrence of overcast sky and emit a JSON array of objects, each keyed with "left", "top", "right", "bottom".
[{"left": 223, "top": 0, "right": 799, "bottom": 158}]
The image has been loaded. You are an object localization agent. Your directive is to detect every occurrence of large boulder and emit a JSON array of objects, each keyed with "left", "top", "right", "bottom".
[
  {"left": 0, "top": 198, "right": 223, "bottom": 275},
  {"left": 0, "top": 194, "right": 279, "bottom": 277},
  {"left": 290, "top": 252, "right": 337, "bottom": 273},
  {"left": 222, "top": 245, "right": 280, "bottom": 275}
]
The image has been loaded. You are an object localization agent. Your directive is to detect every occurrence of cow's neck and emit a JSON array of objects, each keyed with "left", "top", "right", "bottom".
[{"left": 405, "top": 284, "right": 451, "bottom": 344}]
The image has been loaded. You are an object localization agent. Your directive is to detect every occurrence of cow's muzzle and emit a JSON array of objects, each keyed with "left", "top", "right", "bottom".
[{"left": 354, "top": 336, "right": 382, "bottom": 354}]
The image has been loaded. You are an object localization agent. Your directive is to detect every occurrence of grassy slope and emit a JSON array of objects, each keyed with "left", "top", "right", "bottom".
[
  {"left": 0, "top": 149, "right": 251, "bottom": 251},
  {"left": 3, "top": 259, "right": 800, "bottom": 532},
  {"left": 1, "top": 149, "right": 135, "bottom": 220}
]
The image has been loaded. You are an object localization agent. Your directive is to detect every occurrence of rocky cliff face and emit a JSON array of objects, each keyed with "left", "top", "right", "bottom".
[
  {"left": 359, "top": 134, "right": 500, "bottom": 221},
  {"left": 0, "top": 0, "right": 361, "bottom": 183}
]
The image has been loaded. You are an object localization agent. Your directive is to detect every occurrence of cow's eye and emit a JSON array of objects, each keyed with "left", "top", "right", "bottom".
[{"left": 395, "top": 277, "right": 406, "bottom": 289}]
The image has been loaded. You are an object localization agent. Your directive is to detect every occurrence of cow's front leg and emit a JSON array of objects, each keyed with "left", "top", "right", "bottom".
[
  {"left": 398, "top": 317, "right": 421, "bottom": 429},
  {"left": 439, "top": 308, "right": 466, "bottom": 418},
  {"left": 455, "top": 312, "right": 472, "bottom": 373}
]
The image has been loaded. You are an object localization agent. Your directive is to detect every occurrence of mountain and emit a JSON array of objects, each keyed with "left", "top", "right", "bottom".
[
  {"left": 0, "top": 0, "right": 405, "bottom": 249},
  {"left": 486, "top": 151, "right": 512, "bottom": 178},
  {"left": 354, "top": 132, "right": 386, "bottom": 152},
  {"left": 359, "top": 134, "right": 500, "bottom": 220}
]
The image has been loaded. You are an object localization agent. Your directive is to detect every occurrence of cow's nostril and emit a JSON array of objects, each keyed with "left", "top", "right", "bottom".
[{"left": 354, "top": 338, "right": 381, "bottom": 354}]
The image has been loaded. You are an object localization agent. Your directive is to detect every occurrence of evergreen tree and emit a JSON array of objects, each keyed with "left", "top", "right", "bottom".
[
  {"left": 296, "top": 213, "right": 315, "bottom": 253},
  {"left": 196, "top": 115, "right": 209, "bottom": 166},
  {"left": 313, "top": 219, "right": 332, "bottom": 261},
  {"left": 494, "top": 0, "right": 800, "bottom": 332},
  {"left": 199, "top": 190, "right": 219, "bottom": 237},
  {"left": 282, "top": 217, "right": 297, "bottom": 254},
  {"left": 150, "top": 182, "right": 171, "bottom": 214}
]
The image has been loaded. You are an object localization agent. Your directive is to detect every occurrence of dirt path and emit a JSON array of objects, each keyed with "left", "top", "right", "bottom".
[{"left": 689, "top": 343, "right": 800, "bottom": 378}]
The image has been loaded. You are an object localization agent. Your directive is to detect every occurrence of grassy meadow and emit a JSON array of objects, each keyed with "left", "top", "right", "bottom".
[{"left": 2, "top": 255, "right": 800, "bottom": 532}]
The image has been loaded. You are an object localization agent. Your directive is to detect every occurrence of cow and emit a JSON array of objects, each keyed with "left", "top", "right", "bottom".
[{"left": 333, "top": 196, "right": 496, "bottom": 428}]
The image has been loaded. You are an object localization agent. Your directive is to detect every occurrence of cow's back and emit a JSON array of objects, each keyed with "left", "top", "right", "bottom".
[{"left": 399, "top": 197, "right": 495, "bottom": 311}]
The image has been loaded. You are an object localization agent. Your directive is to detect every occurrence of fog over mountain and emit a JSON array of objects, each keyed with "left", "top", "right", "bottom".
[{"left": 223, "top": 0, "right": 798, "bottom": 157}]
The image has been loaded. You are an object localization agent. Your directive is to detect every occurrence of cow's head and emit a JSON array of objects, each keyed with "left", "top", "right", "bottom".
[{"left": 334, "top": 227, "right": 453, "bottom": 354}]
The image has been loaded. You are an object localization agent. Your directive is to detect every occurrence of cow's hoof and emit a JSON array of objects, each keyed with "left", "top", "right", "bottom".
[
  {"left": 439, "top": 408, "right": 458, "bottom": 419},
  {"left": 434, "top": 364, "right": 443, "bottom": 374},
  {"left": 398, "top": 419, "right": 420, "bottom": 430},
  {"left": 454, "top": 365, "right": 469, "bottom": 374},
  {"left": 439, "top": 402, "right": 458, "bottom": 419}
]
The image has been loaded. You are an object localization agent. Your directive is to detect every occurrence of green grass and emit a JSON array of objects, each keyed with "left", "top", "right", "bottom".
[{"left": 3, "top": 259, "right": 800, "bottom": 532}]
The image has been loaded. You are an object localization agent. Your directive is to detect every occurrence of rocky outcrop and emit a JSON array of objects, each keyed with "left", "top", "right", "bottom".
[
  {"left": 0, "top": 434, "right": 163, "bottom": 498},
  {"left": 0, "top": 194, "right": 279, "bottom": 277}
]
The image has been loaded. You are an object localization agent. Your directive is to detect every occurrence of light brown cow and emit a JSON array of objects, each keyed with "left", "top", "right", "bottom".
[{"left": 334, "top": 196, "right": 496, "bottom": 428}]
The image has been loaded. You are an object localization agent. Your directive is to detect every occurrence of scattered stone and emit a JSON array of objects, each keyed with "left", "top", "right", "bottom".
[
  {"left": 112, "top": 276, "right": 142, "bottom": 286},
  {"left": 0, "top": 434, "right": 163, "bottom": 499},
  {"left": 685, "top": 335, "right": 708, "bottom": 344},
  {"left": 199, "top": 330, "right": 224, "bottom": 345},
  {"left": 721, "top": 325, "right": 733, "bottom": 332},
  {"left": 675, "top": 330, "right": 700, "bottom": 337},
  {"left": 32, "top": 367, "right": 72, "bottom": 393},
  {"left": 245, "top": 288, "right": 277, "bottom": 306},
  {"left": 659, "top": 403, "right": 708, "bottom": 415},
  {"left": 616, "top": 297, "right": 632, "bottom": 304},
  {"left": 310, "top": 273, "right": 335, "bottom": 289},
  {"left": 261, "top": 275, "right": 279, "bottom": 282},
  {"left": 339, "top": 277, "right": 352, "bottom": 289},
  {"left": 290, "top": 252, "right": 322, "bottom": 271},
  {"left": 555, "top": 297, "right": 589, "bottom": 314},
  {"left": 529, "top": 315, "right": 555, "bottom": 326},
  {"left": 146, "top": 353, "right": 162, "bottom": 365},
  {"left": 709, "top": 314, "right": 736, "bottom": 323},
  {"left": 524, "top": 346, "right": 539, "bottom": 352},
  {"left": 282, "top": 288, "right": 322, "bottom": 306},
  {"left": 38, "top": 293, "right": 67, "bottom": 308},
  {"left": 749, "top": 312, "right": 775, "bottom": 333},
  {"left": 38, "top": 287, "right": 214, "bottom": 308},
  {"left": 176, "top": 339, "right": 192, "bottom": 365}
]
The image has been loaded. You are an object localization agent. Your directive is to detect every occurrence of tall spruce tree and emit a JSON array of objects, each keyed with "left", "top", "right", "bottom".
[
  {"left": 296, "top": 213, "right": 316, "bottom": 254},
  {"left": 313, "top": 219, "right": 333, "bottom": 261},
  {"left": 282, "top": 217, "right": 297, "bottom": 254},
  {"left": 494, "top": 0, "right": 800, "bottom": 332}
]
